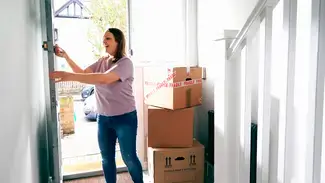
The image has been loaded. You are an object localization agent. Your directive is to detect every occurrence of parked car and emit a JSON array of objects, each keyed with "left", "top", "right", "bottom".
[
  {"left": 81, "top": 85, "right": 94, "bottom": 100},
  {"left": 83, "top": 93, "right": 97, "bottom": 121}
]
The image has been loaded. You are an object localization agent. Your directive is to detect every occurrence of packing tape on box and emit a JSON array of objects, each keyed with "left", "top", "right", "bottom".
[
  {"left": 144, "top": 79, "right": 202, "bottom": 102},
  {"left": 144, "top": 78, "right": 202, "bottom": 88},
  {"left": 144, "top": 69, "right": 201, "bottom": 101}
]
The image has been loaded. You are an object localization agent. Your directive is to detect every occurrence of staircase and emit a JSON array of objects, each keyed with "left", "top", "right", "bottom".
[{"left": 213, "top": 0, "right": 325, "bottom": 182}]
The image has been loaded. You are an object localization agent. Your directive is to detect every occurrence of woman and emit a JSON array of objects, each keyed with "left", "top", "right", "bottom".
[{"left": 50, "top": 28, "right": 144, "bottom": 183}]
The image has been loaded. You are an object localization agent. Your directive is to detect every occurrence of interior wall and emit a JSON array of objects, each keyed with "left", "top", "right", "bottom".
[
  {"left": 195, "top": 0, "right": 258, "bottom": 150},
  {"left": 0, "top": 0, "right": 49, "bottom": 182}
]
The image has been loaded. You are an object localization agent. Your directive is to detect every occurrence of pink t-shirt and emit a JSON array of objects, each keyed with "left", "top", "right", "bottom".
[{"left": 87, "top": 56, "right": 136, "bottom": 116}]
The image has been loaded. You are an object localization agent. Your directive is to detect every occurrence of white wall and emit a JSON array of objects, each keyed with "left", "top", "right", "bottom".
[
  {"left": 195, "top": 1, "right": 258, "bottom": 182},
  {"left": 195, "top": 0, "right": 258, "bottom": 151},
  {"left": 0, "top": 0, "right": 49, "bottom": 182}
]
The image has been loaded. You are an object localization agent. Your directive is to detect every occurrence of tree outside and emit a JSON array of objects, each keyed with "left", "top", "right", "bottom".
[{"left": 87, "top": 0, "right": 127, "bottom": 60}]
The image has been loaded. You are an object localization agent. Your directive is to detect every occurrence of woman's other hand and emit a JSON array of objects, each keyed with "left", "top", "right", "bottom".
[
  {"left": 49, "top": 71, "right": 73, "bottom": 82},
  {"left": 54, "top": 44, "right": 68, "bottom": 58}
]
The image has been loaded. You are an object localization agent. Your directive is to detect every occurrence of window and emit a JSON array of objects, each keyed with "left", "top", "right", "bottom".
[{"left": 129, "top": 0, "right": 197, "bottom": 66}]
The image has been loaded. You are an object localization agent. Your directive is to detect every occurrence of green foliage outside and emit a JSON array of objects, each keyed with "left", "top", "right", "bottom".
[{"left": 87, "top": 0, "right": 127, "bottom": 60}]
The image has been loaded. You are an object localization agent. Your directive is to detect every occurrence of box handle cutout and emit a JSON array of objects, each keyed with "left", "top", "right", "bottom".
[
  {"left": 175, "top": 157, "right": 185, "bottom": 161},
  {"left": 186, "top": 78, "right": 192, "bottom": 81}
]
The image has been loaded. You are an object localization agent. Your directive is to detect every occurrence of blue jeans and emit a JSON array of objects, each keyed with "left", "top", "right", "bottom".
[{"left": 97, "top": 110, "right": 144, "bottom": 183}]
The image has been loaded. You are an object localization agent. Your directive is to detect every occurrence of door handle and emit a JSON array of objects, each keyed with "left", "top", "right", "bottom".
[
  {"left": 42, "top": 41, "right": 56, "bottom": 53},
  {"left": 54, "top": 28, "right": 58, "bottom": 42},
  {"left": 42, "top": 41, "right": 49, "bottom": 51},
  {"left": 42, "top": 28, "right": 58, "bottom": 51}
]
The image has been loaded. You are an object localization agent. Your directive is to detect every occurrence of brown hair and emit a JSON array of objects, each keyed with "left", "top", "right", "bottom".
[{"left": 107, "top": 28, "right": 126, "bottom": 62}]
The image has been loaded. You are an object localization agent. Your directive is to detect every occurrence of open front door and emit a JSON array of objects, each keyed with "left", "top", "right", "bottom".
[
  {"left": 127, "top": 0, "right": 149, "bottom": 170},
  {"left": 41, "top": 0, "right": 62, "bottom": 182},
  {"left": 128, "top": 0, "right": 147, "bottom": 170}
]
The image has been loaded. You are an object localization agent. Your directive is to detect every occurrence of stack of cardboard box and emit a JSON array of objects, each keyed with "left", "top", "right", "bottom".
[
  {"left": 59, "top": 96, "right": 75, "bottom": 135},
  {"left": 144, "top": 67, "right": 205, "bottom": 183}
]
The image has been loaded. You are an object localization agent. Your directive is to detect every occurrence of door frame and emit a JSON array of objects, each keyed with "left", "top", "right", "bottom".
[{"left": 41, "top": 0, "right": 62, "bottom": 182}]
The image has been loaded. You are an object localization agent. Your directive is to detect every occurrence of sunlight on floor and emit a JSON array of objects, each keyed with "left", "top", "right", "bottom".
[
  {"left": 62, "top": 153, "right": 126, "bottom": 174},
  {"left": 61, "top": 96, "right": 125, "bottom": 175}
]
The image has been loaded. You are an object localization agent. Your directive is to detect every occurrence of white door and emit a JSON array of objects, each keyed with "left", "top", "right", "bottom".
[
  {"left": 127, "top": 0, "right": 147, "bottom": 170},
  {"left": 41, "top": 0, "right": 62, "bottom": 182}
]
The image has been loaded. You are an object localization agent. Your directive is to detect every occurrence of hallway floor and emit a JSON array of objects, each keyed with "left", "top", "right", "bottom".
[
  {"left": 64, "top": 174, "right": 128, "bottom": 183},
  {"left": 61, "top": 98, "right": 125, "bottom": 175},
  {"left": 64, "top": 172, "right": 151, "bottom": 183}
]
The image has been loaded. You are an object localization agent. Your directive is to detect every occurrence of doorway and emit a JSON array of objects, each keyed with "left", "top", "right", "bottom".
[
  {"left": 42, "top": 0, "right": 146, "bottom": 181},
  {"left": 54, "top": 0, "right": 128, "bottom": 176}
]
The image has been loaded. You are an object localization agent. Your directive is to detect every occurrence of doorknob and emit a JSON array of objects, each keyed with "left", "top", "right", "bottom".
[
  {"left": 42, "top": 41, "right": 49, "bottom": 51},
  {"left": 42, "top": 41, "right": 56, "bottom": 52}
]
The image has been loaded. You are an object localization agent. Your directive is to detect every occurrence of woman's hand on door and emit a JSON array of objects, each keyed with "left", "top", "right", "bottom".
[
  {"left": 49, "top": 71, "right": 73, "bottom": 82},
  {"left": 54, "top": 44, "right": 68, "bottom": 59}
]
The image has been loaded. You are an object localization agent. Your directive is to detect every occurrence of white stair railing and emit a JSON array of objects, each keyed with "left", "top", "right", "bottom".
[
  {"left": 221, "top": 1, "right": 277, "bottom": 183},
  {"left": 214, "top": 0, "right": 325, "bottom": 182}
]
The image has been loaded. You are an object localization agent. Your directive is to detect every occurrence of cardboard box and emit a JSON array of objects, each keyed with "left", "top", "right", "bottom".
[
  {"left": 144, "top": 67, "right": 202, "bottom": 110},
  {"left": 59, "top": 112, "right": 75, "bottom": 134},
  {"left": 59, "top": 96, "right": 74, "bottom": 113},
  {"left": 148, "top": 107, "right": 194, "bottom": 148},
  {"left": 148, "top": 140, "right": 204, "bottom": 183},
  {"left": 58, "top": 96, "right": 75, "bottom": 135},
  {"left": 59, "top": 112, "right": 74, "bottom": 121}
]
